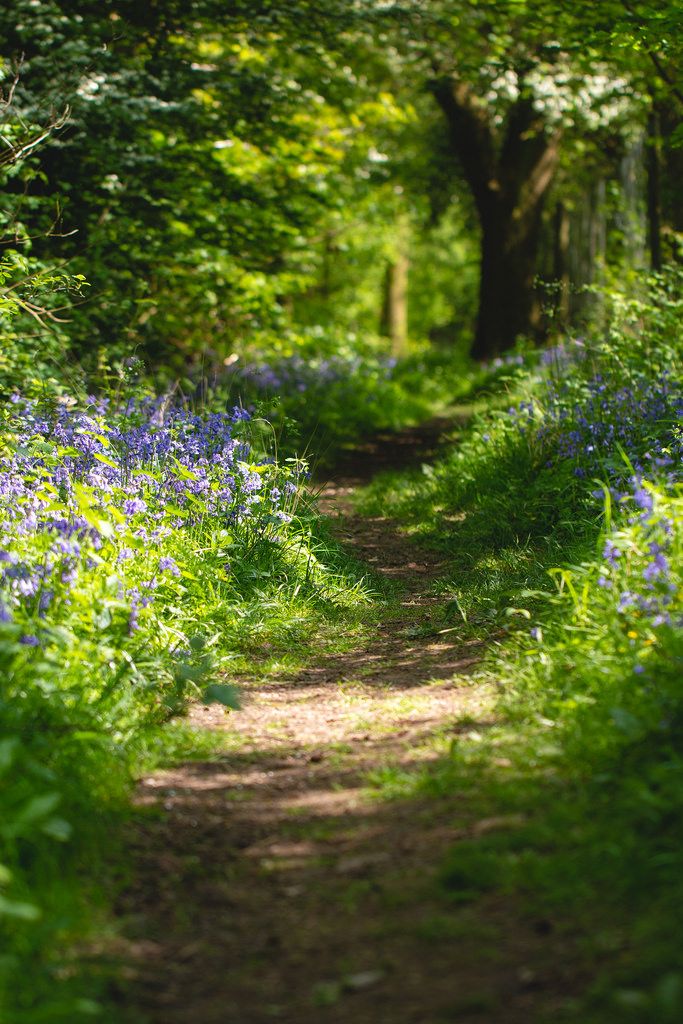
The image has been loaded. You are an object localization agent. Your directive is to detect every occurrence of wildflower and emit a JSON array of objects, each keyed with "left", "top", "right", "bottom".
[
  {"left": 158, "top": 556, "right": 181, "bottom": 576},
  {"left": 603, "top": 540, "right": 621, "bottom": 566},
  {"left": 632, "top": 482, "right": 653, "bottom": 513},
  {"left": 123, "top": 497, "right": 148, "bottom": 517},
  {"left": 643, "top": 553, "right": 668, "bottom": 584}
]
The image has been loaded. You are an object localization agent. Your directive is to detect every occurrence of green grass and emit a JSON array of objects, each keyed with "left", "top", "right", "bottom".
[
  {"left": 356, "top": 291, "right": 683, "bottom": 1021},
  {"left": 0, "top": 392, "right": 394, "bottom": 1023}
]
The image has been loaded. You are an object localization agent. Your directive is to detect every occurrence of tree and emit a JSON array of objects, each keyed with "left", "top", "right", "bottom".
[
  {"left": 389, "top": 1, "right": 652, "bottom": 358},
  {"left": 316, "top": 0, "right": 672, "bottom": 358},
  {"left": 0, "top": 0, "right": 393, "bottom": 368},
  {"left": 429, "top": 76, "right": 560, "bottom": 358}
]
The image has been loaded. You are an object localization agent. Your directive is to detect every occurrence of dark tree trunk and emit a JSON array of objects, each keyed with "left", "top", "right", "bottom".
[
  {"left": 552, "top": 201, "right": 570, "bottom": 326},
  {"left": 430, "top": 79, "right": 560, "bottom": 360},
  {"left": 658, "top": 100, "right": 683, "bottom": 262},
  {"left": 473, "top": 209, "right": 543, "bottom": 359}
]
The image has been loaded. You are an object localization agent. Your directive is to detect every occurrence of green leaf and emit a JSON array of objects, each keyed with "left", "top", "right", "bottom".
[
  {"left": 41, "top": 817, "right": 72, "bottom": 841},
  {"left": 93, "top": 451, "right": 118, "bottom": 469},
  {"left": 165, "top": 503, "right": 190, "bottom": 518},
  {"left": 0, "top": 895, "right": 41, "bottom": 921},
  {"left": 203, "top": 683, "right": 241, "bottom": 709},
  {"left": 610, "top": 707, "right": 644, "bottom": 739}
]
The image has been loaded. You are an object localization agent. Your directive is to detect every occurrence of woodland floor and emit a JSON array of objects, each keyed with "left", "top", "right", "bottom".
[{"left": 113, "top": 421, "right": 581, "bottom": 1024}]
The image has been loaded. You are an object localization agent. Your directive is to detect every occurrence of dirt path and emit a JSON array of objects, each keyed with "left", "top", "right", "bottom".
[{"left": 115, "top": 421, "right": 572, "bottom": 1024}]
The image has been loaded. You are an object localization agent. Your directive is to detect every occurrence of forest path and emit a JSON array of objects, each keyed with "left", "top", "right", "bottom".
[{"left": 116, "top": 420, "right": 570, "bottom": 1024}]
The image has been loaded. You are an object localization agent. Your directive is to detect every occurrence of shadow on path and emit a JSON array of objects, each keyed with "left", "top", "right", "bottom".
[{"left": 113, "top": 417, "right": 576, "bottom": 1024}]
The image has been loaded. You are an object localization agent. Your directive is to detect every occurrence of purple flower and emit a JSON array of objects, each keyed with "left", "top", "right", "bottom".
[
  {"left": 643, "top": 553, "right": 669, "bottom": 584},
  {"left": 123, "top": 498, "right": 148, "bottom": 517},
  {"left": 603, "top": 540, "right": 620, "bottom": 566},
  {"left": 632, "top": 483, "right": 653, "bottom": 513},
  {"left": 158, "top": 556, "right": 181, "bottom": 577}
]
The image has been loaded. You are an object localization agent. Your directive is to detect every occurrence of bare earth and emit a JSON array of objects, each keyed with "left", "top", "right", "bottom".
[{"left": 115, "top": 423, "right": 578, "bottom": 1024}]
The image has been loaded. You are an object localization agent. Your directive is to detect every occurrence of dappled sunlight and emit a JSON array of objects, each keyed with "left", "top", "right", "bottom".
[
  {"left": 112, "top": 422, "right": 551, "bottom": 1024},
  {"left": 3, "top": 4, "right": 681, "bottom": 1018}
]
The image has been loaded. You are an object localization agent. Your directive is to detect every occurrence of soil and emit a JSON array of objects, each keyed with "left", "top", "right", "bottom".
[{"left": 113, "top": 420, "right": 579, "bottom": 1024}]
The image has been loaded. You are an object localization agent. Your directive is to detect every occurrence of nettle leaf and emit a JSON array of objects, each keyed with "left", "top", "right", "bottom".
[
  {"left": 203, "top": 683, "right": 241, "bottom": 709},
  {"left": 165, "top": 503, "right": 190, "bottom": 518}
]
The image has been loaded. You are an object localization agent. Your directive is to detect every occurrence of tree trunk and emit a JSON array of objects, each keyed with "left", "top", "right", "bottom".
[
  {"left": 430, "top": 79, "right": 560, "bottom": 360},
  {"left": 472, "top": 206, "right": 544, "bottom": 359},
  {"left": 380, "top": 215, "right": 410, "bottom": 356},
  {"left": 646, "top": 109, "right": 662, "bottom": 271},
  {"left": 380, "top": 255, "right": 409, "bottom": 355},
  {"left": 552, "top": 200, "right": 570, "bottom": 326}
]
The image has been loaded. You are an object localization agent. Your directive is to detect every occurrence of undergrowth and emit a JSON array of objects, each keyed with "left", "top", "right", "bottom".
[
  {"left": 0, "top": 389, "right": 375, "bottom": 1023},
  {"left": 213, "top": 328, "right": 481, "bottom": 465},
  {"left": 359, "top": 271, "right": 683, "bottom": 1022}
]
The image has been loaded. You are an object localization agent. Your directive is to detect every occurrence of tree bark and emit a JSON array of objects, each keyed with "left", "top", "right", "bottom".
[
  {"left": 430, "top": 78, "right": 560, "bottom": 359},
  {"left": 552, "top": 200, "right": 570, "bottom": 326},
  {"left": 380, "top": 255, "right": 409, "bottom": 355},
  {"left": 380, "top": 214, "right": 410, "bottom": 356},
  {"left": 472, "top": 202, "right": 544, "bottom": 359},
  {"left": 646, "top": 108, "right": 662, "bottom": 271}
]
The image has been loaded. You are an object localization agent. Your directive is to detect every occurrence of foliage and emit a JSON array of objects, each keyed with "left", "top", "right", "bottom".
[
  {"left": 218, "top": 328, "right": 476, "bottom": 463},
  {"left": 360, "top": 271, "right": 683, "bottom": 1018},
  {"left": 3, "top": 2, "right": 676, "bottom": 369},
  {"left": 0, "top": 1, "right": 681, "bottom": 1018},
  {"left": 0, "top": 1, "right": 414, "bottom": 366},
  {"left": 0, "top": 388, "right": 370, "bottom": 1022}
]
